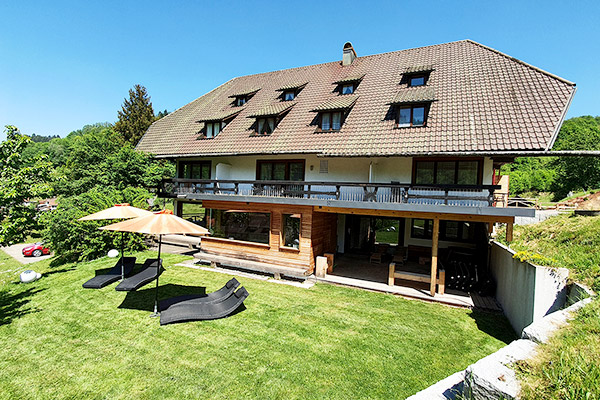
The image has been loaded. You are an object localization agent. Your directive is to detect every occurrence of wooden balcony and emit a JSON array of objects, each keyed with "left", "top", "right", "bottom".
[{"left": 158, "top": 178, "right": 514, "bottom": 209}]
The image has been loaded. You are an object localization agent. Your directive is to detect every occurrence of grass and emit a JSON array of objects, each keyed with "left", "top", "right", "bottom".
[
  {"left": 497, "top": 213, "right": 600, "bottom": 291},
  {"left": 0, "top": 249, "right": 25, "bottom": 286},
  {"left": 518, "top": 298, "right": 600, "bottom": 400},
  {"left": 0, "top": 251, "right": 514, "bottom": 399},
  {"left": 497, "top": 213, "right": 600, "bottom": 399}
]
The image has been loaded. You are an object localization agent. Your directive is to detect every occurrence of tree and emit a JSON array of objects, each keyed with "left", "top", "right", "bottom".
[
  {"left": 114, "top": 84, "right": 155, "bottom": 145},
  {"left": 551, "top": 116, "right": 600, "bottom": 199},
  {"left": 0, "top": 126, "right": 52, "bottom": 245}
]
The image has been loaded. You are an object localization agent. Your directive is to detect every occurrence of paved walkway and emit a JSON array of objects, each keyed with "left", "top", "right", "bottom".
[{"left": 1, "top": 243, "right": 52, "bottom": 265}]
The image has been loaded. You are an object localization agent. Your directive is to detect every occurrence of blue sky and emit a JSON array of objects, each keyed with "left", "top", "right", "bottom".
[{"left": 1, "top": 0, "right": 598, "bottom": 140}]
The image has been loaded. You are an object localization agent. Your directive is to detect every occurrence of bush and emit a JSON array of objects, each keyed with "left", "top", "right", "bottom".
[{"left": 41, "top": 187, "right": 152, "bottom": 264}]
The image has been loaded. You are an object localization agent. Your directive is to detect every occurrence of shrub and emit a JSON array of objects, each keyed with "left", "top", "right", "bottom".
[{"left": 41, "top": 187, "right": 152, "bottom": 264}]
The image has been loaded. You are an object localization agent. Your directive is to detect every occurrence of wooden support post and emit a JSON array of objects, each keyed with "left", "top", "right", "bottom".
[
  {"left": 324, "top": 253, "right": 334, "bottom": 274},
  {"left": 430, "top": 218, "right": 440, "bottom": 297},
  {"left": 438, "top": 269, "right": 445, "bottom": 295},
  {"left": 506, "top": 221, "right": 514, "bottom": 243},
  {"left": 488, "top": 222, "right": 494, "bottom": 234},
  {"left": 388, "top": 262, "right": 396, "bottom": 286}
]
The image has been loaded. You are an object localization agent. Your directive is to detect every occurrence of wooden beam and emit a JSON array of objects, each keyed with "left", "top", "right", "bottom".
[
  {"left": 488, "top": 222, "right": 494, "bottom": 234},
  {"left": 506, "top": 221, "right": 514, "bottom": 242},
  {"left": 430, "top": 218, "right": 440, "bottom": 297},
  {"left": 313, "top": 206, "right": 515, "bottom": 224}
]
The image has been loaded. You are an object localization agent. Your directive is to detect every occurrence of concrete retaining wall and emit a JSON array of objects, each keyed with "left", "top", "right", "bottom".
[{"left": 489, "top": 241, "right": 569, "bottom": 334}]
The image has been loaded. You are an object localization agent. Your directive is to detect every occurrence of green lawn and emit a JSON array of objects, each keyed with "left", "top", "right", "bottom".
[
  {"left": 0, "top": 249, "right": 26, "bottom": 286},
  {"left": 0, "top": 251, "right": 514, "bottom": 399}
]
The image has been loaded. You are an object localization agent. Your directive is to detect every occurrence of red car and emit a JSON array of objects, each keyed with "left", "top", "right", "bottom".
[{"left": 22, "top": 242, "right": 51, "bottom": 257}]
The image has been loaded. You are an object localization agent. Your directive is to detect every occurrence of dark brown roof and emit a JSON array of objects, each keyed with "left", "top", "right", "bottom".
[
  {"left": 247, "top": 102, "right": 295, "bottom": 118},
  {"left": 390, "top": 87, "right": 437, "bottom": 104},
  {"left": 277, "top": 82, "right": 308, "bottom": 91},
  {"left": 137, "top": 40, "right": 575, "bottom": 157},
  {"left": 312, "top": 95, "right": 358, "bottom": 112}
]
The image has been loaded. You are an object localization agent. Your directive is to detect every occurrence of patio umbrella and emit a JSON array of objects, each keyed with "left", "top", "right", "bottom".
[
  {"left": 99, "top": 209, "right": 210, "bottom": 316},
  {"left": 79, "top": 203, "right": 153, "bottom": 279}
]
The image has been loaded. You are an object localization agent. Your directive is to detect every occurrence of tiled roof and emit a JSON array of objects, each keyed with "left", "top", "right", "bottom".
[
  {"left": 391, "top": 87, "right": 437, "bottom": 104},
  {"left": 312, "top": 95, "right": 358, "bottom": 112},
  {"left": 404, "top": 65, "right": 435, "bottom": 74},
  {"left": 277, "top": 82, "right": 308, "bottom": 91},
  {"left": 137, "top": 40, "right": 576, "bottom": 157},
  {"left": 247, "top": 102, "right": 296, "bottom": 118},
  {"left": 227, "top": 88, "right": 260, "bottom": 98},
  {"left": 197, "top": 109, "right": 241, "bottom": 122},
  {"left": 335, "top": 73, "right": 365, "bottom": 84}
]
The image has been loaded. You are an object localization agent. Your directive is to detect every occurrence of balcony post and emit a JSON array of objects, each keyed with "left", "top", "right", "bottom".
[{"left": 430, "top": 218, "right": 440, "bottom": 297}]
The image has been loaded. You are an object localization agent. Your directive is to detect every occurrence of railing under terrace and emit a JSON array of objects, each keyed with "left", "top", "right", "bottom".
[{"left": 158, "top": 179, "right": 505, "bottom": 208}]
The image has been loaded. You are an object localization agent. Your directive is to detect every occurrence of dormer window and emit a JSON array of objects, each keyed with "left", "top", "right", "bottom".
[
  {"left": 197, "top": 109, "right": 241, "bottom": 139},
  {"left": 335, "top": 74, "right": 364, "bottom": 95},
  {"left": 311, "top": 95, "right": 357, "bottom": 133},
  {"left": 342, "top": 84, "right": 354, "bottom": 95},
  {"left": 277, "top": 82, "right": 307, "bottom": 102},
  {"left": 257, "top": 118, "right": 275, "bottom": 135},
  {"left": 228, "top": 88, "right": 260, "bottom": 107},
  {"left": 409, "top": 75, "right": 426, "bottom": 87},
  {"left": 248, "top": 102, "right": 295, "bottom": 136},
  {"left": 283, "top": 91, "right": 295, "bottom": 101},
  {"left": 206, "top": 121, "right": 224, "bottom": 138},
  {"left": 397, "top": 105, "right": 426, "bottom": 128},
  {"left": 320, "top": 111, "right": 342, "bottom": 131}
]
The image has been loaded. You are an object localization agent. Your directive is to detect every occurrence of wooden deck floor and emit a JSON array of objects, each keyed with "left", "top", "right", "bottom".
[{"left": 327, "top": 253, "right": 501, "bottom": 311}]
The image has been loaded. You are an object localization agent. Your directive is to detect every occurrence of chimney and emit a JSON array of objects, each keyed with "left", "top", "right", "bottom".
[{"left": 342, "top": 42, "right": 357, "bottom": 66}]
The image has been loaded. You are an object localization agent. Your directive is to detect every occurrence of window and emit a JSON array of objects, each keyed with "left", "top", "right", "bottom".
[
  {"left": 320, "top": 111, "right": 342, "bottom": 131},
  {"left": 410, "top": 219, "right": 476, "bottom": 242},
  {"left": 413, "top": 159, "right": 481, "bottom": 185},
  {"left": 179, "top": 161, "right": 211, "bottom": 179},
  {"left": 342, "top": 84, "right": 354, "bottom": 94},
  {"left": 208, "top": 210, "right": 270, "bottom": 244},
  {"left": 282, "top": 214, "right": 301, "bottom": 249},
  {"left": 256, "top": 117, "right": 275, "bottom": 135},
  {"left": 283, "top": 91, "right": 295, "bottom": 101},
  {"left": 397, "top": 105, "right": 426, "bottom": 127},
  {"left": 235, "top": 97, "right": 247, "bottom": 106},
  {"left": 205, "top": 121, "right": 224, "bottom": 138},
  {"left": 409, "top": 75, "right": 426, "bottom": 87},
  {"left": 257, "top": 160, "right": 305, "bottom": 181}
]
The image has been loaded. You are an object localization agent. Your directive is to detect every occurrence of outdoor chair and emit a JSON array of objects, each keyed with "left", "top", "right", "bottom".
[
  {"left": 159, "top": 278, "right": 240, "bottom": 311},
  {"left": 159, "top": 286, "right": 249, "bottom": 325},
  {"left": 82, "top": 257, "right": 136, "bottom": 289},
  {"left": 115, "top": 258, "right": 163, "bottom": 291}
]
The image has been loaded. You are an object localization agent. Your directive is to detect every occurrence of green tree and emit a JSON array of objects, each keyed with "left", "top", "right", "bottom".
[
  {"left": 41, "top": 187, "right": 150, "bottom": 264},
  {"left": 114, "top": 84, "right": 155, "bottom": 145},
  {"left": 551, "top": 116, "right": 600, "bottom": 199},
  {"left": 0, "top": 126, "right": 52, "bottom": 245}
]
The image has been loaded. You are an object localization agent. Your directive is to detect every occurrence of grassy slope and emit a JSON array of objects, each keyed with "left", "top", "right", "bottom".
[
  {"left": 0, "top": 249, "right": 25, "bottom": 286},
  {"left": 498, "top": 213, "right": 600, "bottom": 291},
  {"left": 499, "top": 213, "right": 600, "bottom": 399},
  {"left": 0, "top": 251, "right": 514, "bottom": 400},
  {"left": 519, "top": 298, "right": 600, "bottom": 400}
]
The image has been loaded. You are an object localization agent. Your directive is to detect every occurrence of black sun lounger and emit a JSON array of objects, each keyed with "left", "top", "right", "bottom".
[
  {"left": 82, "top": 257, "right": 136, "bottom": 289},
  {"left": 159, "top": 278, "right": 240, "bottom": 311},
  {"left": 115, "top": 258, "right": 163, "bottom": 292},
  {"left": 160, "top": 287, "right": 249, "bottom": 325}
]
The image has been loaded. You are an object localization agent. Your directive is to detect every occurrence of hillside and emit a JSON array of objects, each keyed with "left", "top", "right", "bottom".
[{"left": 499, "top": 213, "right": 600, "bottom": 291}]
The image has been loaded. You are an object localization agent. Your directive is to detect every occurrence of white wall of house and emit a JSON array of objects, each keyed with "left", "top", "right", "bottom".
[{"left": 179, "top": 155, "right": 494, "bottom": 185}]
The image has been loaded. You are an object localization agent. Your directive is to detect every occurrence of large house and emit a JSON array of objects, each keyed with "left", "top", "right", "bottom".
[{"left": 137, "top": 40, "right": 575, "bottom": 297}]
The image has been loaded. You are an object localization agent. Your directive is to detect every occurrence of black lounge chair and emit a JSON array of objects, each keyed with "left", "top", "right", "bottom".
[
  {"left": 115, "top": 258, "right": 163, "bottom": 292},
  {"left": 159, "top": 278, "right": 240, "bottom": 311},
  {"left": 82, "top": 257, "right": 136, "bottom": 289},
  {"left": 160, "top": 287, "right": 249, "bottom": 325}
]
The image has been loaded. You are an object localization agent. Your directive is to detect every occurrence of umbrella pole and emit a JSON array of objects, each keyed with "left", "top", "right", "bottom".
[
  {"left": 121, "top": 232, "right": 125, "bottom": 280},
  {"left": 150, "top": 234, "right": 162, "bottom": 318}
]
